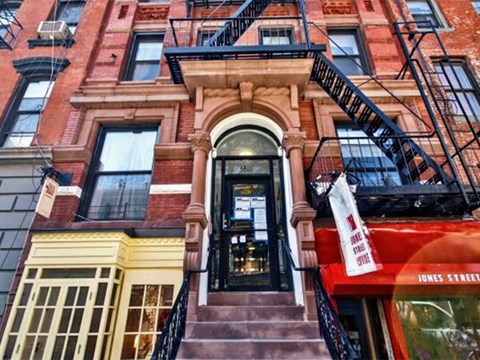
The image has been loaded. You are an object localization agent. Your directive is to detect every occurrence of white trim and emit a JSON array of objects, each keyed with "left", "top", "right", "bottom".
[
  {"left": 57, "top": 186, "right": 82, "bottom": 197},
  {"left": 149, "top": 184, "right": 192, "bottom": 194},
  {"left": 199, "top": 112, "right": 304, "bottom": 306}
]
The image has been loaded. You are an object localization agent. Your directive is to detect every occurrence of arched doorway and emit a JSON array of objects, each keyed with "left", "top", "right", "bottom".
[{"left": 208, "top": 126, "right": 291, "bottom": 291}]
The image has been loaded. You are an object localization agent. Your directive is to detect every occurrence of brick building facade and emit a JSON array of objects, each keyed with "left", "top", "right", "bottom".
[{"left": 0, "top": 0, "right": 479, "bottom": 359}]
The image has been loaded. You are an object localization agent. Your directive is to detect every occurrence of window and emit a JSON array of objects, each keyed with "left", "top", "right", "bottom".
[
  {"left": 2, "top": 267, "right": 121, "bottom": 359},
  {"left": 1, "top": 79, "right": 54, "bottom": 148},
  {"left": 336, "top": 126, "right": 402, "bottom": 186},
  {"left": 473, "top": 0, "right": 480, "bottom": 14},
  {"left": 434, "top": 61, "right": 480, "bottom": 123},
  {"left": 53, "top": 0, "right": 85, "bottom": 34},
  {"left": 84, "top": 128, "right": 157, "bottom": 220},
  {"left": 328, "top": 29, "right": 368, "bottom": 76},
  {"left": 139, "top": 0, "right": 170, "bottom": 2},
  {"left": 197, "top": 29, "right": 216, "bottom": 46},
  {"left": 406, "top": 0, "right": 443, "bottom": 28},
  {"left": 259, "top": 28, "right": 293, "bottom": 45},
  {"left": 0, "top": 1, "right": 20, "bottom": 40},
  {"left": 125, "top": 33, "right": 164, "bottom": 81},
  {"left": 120, "top": 284, "right": 173, "bottom": 359}
]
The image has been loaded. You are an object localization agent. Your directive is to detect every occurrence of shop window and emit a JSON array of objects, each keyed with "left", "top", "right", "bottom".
[
  {"left": 473, "top": 0, "right": 480, "bottom": 15},
  {"left": 336, "top": 125, "right": 402, "bottom": 187},
  {"left": 53, "top": 0, "right": 85, "bottom": 34},
  {"left": 0, "top": 79, "right": 54, "bottom": 148},
  {"left": 0, "top": 0, "right": 21, "bottom": 40},
  {"left": 434, "top": 60, "right": 480, "bottom": 123},
  {"left": 406, "top": 0, "right": 444, "bottom": 28},
  {"left": 394, "top": 298, "right": 480, "bottom": 359},
  {"left": 82, "top": 127, "right": 158, "bottom": 221},
  {"left": 328, "top": 29, "right": 369, "bottom": 76},
  {"left": 1, "top": 267, "right": 120, "bottom": 359},
  {"left": 124, "top": 33, "right": 164, "bottom": 81},
  {"left": 120, "top": 284, "right": 174, "bottom": 359},
  {"left": 259, "top": 28, "right": 294, "bottom": 45}
]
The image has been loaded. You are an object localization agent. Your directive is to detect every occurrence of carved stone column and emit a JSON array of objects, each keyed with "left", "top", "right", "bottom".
[
  {"left": 182, "top": 131, "right": 212, "bottom": 320},
  {"left": 183, "top": 131, "right": 212, "bottom": 271},
  {"left": 282, "top": 132, "right": 318, "bottom": 320}
]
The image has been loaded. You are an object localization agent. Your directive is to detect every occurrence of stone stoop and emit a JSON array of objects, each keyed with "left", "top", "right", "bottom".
[{"left": 177, "top": 292, "right": 331, "bottom": 359}]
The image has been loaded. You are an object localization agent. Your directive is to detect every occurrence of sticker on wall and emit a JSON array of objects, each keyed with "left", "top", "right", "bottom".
[{"left": 36, "top": 177, "right": 59, "bottom": 219}]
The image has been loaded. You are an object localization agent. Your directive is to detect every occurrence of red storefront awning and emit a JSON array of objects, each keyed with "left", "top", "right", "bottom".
[{"left": 315, "top": 221, "right": 480, "bottom": 296}]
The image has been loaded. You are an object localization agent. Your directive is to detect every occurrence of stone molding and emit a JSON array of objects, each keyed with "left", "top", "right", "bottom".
[
  {"left": 188, "top": 131, "right": 212, "bottom": 154},
  {"left": 282, "top": 132, "right": 306, "bottom": 157},
  {"left": 150, "top": 184, "right": 192, "bottom": 195}
]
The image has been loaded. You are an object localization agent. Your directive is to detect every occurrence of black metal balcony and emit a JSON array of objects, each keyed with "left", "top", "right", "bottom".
[
  {"left": 0, "top": 0, "right": 22, "bottom": 49},
  {"left": 306, "top": 134, "right": 479, "bottom": 218},
  {"left": 164, "top": 15, "right": 322, "bottom": 84},
  {"left": 189, "top": 0, "right": 294, "bottom": 8}
]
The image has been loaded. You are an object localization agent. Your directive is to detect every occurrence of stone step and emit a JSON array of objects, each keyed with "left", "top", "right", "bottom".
[
  {"left": 186, "top": 321, "right": 319, "bottom": 340},
  {"left": 197, "top": 305, "right": 305, "bottom": 322},
  {"left": 207, "top": 292, "right": 296, "bottom": 306},
  {"left": 177, "top": 339, "right": 330, "bottom": 359}
]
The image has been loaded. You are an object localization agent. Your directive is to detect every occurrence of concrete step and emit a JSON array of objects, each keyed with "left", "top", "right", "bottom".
[
  {"left": 197, "top": 305, "right": 305, "bottom": 322},
  {"left": 186, "top": 320, "right": 319, "bottom": 340},
  {"left": 207, "top": 292, "right": 296, "bottom": 306},
  {"left": 177, "top": 339, "right": 330, "bottom": 359}
]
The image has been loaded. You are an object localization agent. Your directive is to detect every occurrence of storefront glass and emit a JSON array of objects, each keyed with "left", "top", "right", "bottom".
[{"left": 394, "top": 298, "right": 480, "bottom": 359}]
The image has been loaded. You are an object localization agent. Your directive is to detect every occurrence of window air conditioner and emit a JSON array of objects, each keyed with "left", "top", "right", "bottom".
[{"left": 37, "top": 21, "right": 72, "bottom": 40}]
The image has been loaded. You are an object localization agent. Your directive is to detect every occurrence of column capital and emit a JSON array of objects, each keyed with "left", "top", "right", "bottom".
[
  {"left": 188, "top": 131, "right": 212, "bottom": 154},
  {"left": 282, "top": 131, "right": 306, "bottom": 157}
]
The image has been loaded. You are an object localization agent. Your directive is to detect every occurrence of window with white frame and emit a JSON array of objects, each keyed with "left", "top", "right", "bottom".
[
  {"left": 259, "top": 28, "right": 294, "bottom": 45},
  {"left": 434, "top": 60, "right": 480, "bottom": 123},
  {"left": 328, "top": 29, "right": 369, "bottom": 76},
  {"left": 120, "top": 284, "right": 173, "bottom": 359},
  {"left": 83, "top": 127, "right": 158, "bottom": 221},
  {"left": 0, "top": 267, "right": 121, "bottom": 360},
  {"left": 406, "top": 0, "right": 444, "bottom": 28}
]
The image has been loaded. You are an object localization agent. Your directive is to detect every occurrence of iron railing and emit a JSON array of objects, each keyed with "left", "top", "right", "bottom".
[
  {"left": 282, "top": 239, "right": 359, "bottom": 360},
  {"left": 151, "top": 249, "right": 211, "bottom": 360},
  {"left": 0, "top": 0, "right": 22, "bottom": 49}
]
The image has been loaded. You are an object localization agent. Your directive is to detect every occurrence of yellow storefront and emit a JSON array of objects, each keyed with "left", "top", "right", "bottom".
[{"left": 0, "top": 232, "right": 185, "bottom": 360}]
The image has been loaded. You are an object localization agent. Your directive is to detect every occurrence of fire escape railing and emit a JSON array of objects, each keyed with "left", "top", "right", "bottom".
[
  {"left": 394, "top": 20, "right": 480, "bottom": 212},
  {"left": 0, "top": 0, "right": 22, "bottom": 50},
  {"left": 282, "top": 239, "right": 359, "bottom": 360}
]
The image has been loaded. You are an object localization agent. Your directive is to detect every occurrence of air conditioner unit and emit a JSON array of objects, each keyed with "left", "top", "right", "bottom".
[{"left": 37, "top": 21, "right": 72, "bottom": 40}]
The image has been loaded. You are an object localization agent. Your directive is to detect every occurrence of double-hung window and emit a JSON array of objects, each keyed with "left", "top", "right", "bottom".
[
  {"left": 336, "top": 126, "right": 402, "bottom": 187},
  {"left": 328, "top": 29, "right": 368, "bottom": 76},
  {"left": 259, "top": 28, "right": 293, "bottom": 45},
  {"left": 124, "top": 33, "right": 164, "bottom": 81},
  {"left": 53, "top": 0, "right": 85, "bottom": 34},
  {"left": 1, "top": 79, "right": 54, "bottom": 148},
  {"left": 406, "top": 0, "right": 443, "bottom": 28},
  {"left": 473, "top": 0, "right": 480, "bottom": 15},
  {"left": 434, "top": 61, "right": 480, "bottom": 123},
  {"left": 84, "top": 128, "right": 157, "bottom": 221}
]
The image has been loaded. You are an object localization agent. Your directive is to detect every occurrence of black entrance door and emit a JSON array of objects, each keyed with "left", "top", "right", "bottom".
[{"left": 217, "top": 176, "right": 280, "bottom": 291}]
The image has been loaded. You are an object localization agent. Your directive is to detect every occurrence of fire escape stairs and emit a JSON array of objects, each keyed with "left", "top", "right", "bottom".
[{"left": 310, "top": 52, "right": 454, "bottom": 187}]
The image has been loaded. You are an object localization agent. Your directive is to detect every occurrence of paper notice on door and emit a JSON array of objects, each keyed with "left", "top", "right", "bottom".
[
  {"left": 254, "top": 231, "right": 268, "bottom": 241},
  {"left": 251, "top": 197, "right": 266, "bottom": 208},
  {"left": 234, "top": 208, "right": 251, "bottom": 220},
  {"left": 231, "top": 236, "right": 238, "bottom": 244},
  {"left": 254, "top": 222, "right": 267, "bottom": 230},
  {"left": 235, "top": 197, "right": 251, "bottom": 210},
  {"left": 239, "top": 235, "right": 247, "bottom": 243},
  {"left": 254, "top": 208, "right": 266, "bottom": 223}
]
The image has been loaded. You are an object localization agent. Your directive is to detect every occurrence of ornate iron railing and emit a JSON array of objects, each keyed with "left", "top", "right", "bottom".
[
  {"left": 151, "top": 248, "right": 211, "bottom": 360},
  {"left": 282, "top": 239, "right": 359, "bottom": 360}
]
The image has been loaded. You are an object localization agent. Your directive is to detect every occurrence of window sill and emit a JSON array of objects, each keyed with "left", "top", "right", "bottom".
[{"left": 28, "top": 38, "right": 75, "bottom": 49}]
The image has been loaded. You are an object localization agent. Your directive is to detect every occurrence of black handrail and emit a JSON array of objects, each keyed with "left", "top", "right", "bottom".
[
  {"left": 151, "top": 246, "right": 212, "bottom": 360},
  {"left": 282, "top": 239, "right": 359, "bottom": 360}
]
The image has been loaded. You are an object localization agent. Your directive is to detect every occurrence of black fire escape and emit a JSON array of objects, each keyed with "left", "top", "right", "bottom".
[{"left": 0, "top": 0, "right": 22, "bottom": 50}]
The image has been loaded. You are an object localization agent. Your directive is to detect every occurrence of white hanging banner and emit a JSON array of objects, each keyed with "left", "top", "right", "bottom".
[
  {"left": 35, "top": 177, "right": 59, "bottom": 219},
  {"left": 328, "top": 173, "right": 382, "bottom": 276}
]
